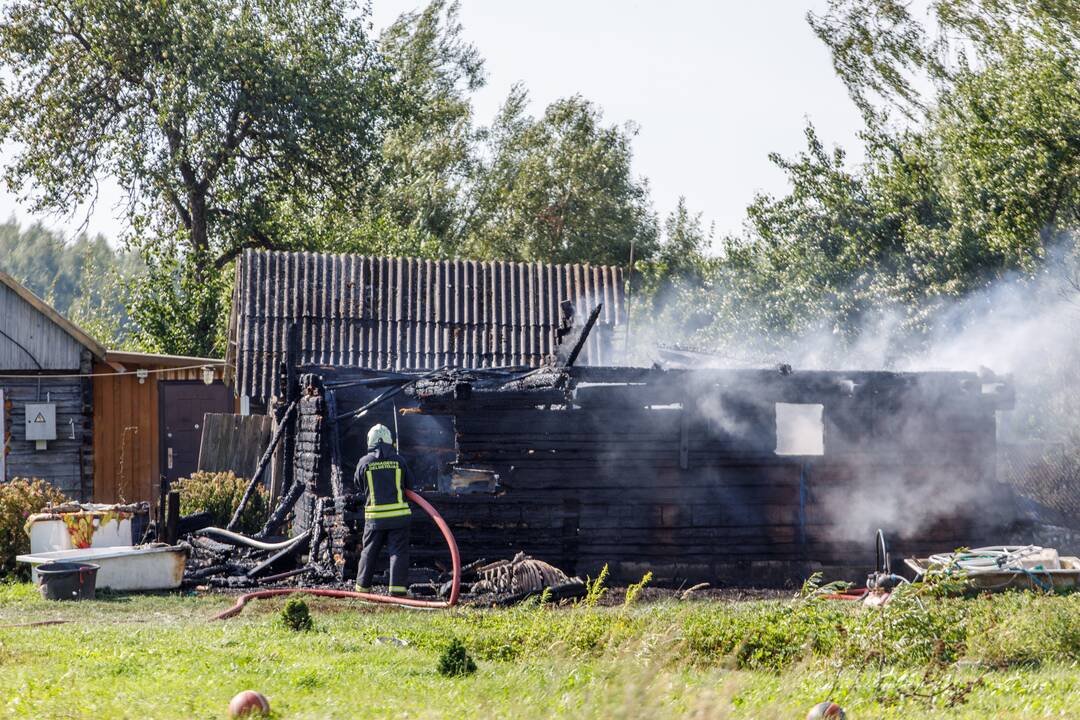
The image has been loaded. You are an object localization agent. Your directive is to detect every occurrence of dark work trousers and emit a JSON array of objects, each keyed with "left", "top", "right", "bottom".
[{"left": 356, "top": 523, "right": 411, "bottom": 594}]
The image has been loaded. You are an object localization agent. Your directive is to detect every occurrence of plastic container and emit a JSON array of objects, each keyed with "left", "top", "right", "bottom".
[{"left": 35, "top": 561, "right": 100, "bottom": 601}]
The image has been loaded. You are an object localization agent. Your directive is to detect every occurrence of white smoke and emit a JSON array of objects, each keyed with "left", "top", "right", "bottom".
[{"left": 626, "top": 245, "right": 1080, "bottom": 544}]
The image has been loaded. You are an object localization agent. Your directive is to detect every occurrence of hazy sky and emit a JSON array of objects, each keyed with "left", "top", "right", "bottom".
[{"left": 0, "top": 0, "right": 865, "bottom": 245}]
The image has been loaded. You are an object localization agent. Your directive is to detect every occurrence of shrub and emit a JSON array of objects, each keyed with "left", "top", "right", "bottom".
[
  {"left": 281, "top": 597, "right": 314, "bottom": 632},
  {"left": 172, "top": 471, "right": 267, "bottom": 535},
  {"left": 0, "top": 478, "right": 70, "bottom": 577},
  {"left": 437, "top": 638, "right": 477, "bottom": 677}
]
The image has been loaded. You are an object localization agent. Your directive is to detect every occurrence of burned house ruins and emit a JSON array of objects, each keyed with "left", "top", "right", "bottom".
[{"left": 223, "top": 249, "right": 1018, "bottom": 588}]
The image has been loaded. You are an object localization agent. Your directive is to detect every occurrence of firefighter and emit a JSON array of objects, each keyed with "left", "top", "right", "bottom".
[{"left": 354, "top": 423, "right": 413, "bottom": 597}]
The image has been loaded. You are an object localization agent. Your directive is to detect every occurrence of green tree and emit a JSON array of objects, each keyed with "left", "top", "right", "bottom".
[
  {"left": 276, "top": 0, "right": 484, "bottom": 260},
  {"left": 467, "top": 90, "right": 658, "bottom": 266},
  {"left": 0, "top": 0, "right": 404, "bottom": 355},
  {"left": 685, "top": 1, "right": 1080, "bottom": 359},
  {"left": 806, "top": 0, "right": 1080, "bottom": 282},
  {"left": 634, "top": 199, "right": 712, "bottom": 322},
  {"left": 125, "top": 235, "right": 230, "bottom": 356},
  {"left": 0, "top": 219, "right": 139, "bottom": 347}
]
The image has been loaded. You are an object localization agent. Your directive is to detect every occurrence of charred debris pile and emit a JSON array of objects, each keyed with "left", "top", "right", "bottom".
[{"left": 176, "top": 342, "right": 1018, "bottom": 593}]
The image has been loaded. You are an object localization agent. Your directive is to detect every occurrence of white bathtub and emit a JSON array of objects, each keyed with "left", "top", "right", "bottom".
[{"left": 17, "top": 545, "right": 186, "bottom": 591}]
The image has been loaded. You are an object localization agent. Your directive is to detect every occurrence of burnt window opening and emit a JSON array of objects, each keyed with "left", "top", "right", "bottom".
[
  {"left": 775, "top": 403, "right": 824, "bottom": 456},
  {"left": 447, "top": 467, "right": 499, "bottom": 494}
]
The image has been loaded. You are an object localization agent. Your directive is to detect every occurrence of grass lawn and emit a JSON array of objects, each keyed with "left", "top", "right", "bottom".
[{"left": 3, "top": 580, "right": 1080, "bottom": 719}]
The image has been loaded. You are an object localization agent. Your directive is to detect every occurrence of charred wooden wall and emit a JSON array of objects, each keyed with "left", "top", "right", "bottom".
[
  {"left": 292, "top": 374, "right": 362, "bottom": 575},
  {"left": 292, "top": 366, "right": 1016, "bottom": 586},
  {"left": 293, "top": 375, "right": 326, "bottom": 537}
]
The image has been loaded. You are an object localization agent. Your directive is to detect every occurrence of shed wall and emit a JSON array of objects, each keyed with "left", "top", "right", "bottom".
[
  {"left": 92, "top": 363, "right": 231, "bottom": 503},
  {"left": 0, "top": 281, "right": 84, "bottom": 370},
  {"left": 1, "top": 361, "right": 93, "bottom": 500},
  {"left": 92, "top": 364, "right": 159, "bottom": 503}
]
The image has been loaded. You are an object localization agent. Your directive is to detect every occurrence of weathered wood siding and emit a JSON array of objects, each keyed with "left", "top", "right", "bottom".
[
  {"left": 0, "top": 280, "right": 85, "bottom": 370},
  {"left": 198, "top": 413, "right": 273, "bottom": 478},
  {"left": 1, "top": 358, "right": 93, "bottom": 499}
]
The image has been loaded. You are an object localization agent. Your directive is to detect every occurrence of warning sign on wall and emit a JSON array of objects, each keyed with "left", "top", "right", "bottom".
[{"left": 24, "top": 403, "right": 56, "bottom": 442}]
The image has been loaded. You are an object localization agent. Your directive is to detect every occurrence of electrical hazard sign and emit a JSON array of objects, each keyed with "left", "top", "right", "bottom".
[{"left": 24, "top": 403, "right": 56, "bottom": 442}]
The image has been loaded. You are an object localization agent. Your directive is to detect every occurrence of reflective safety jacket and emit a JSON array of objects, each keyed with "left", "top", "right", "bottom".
[{"left": 353, "top": 442, "right": 413, "bottom": 529}]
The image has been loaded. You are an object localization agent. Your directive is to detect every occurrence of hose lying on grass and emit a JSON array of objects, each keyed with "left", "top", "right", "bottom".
[{"left": 211, "top": 490, "right": 460, "bottom": 620}]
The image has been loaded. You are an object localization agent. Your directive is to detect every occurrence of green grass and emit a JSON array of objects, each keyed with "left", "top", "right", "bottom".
[{"left": 3, "top": 581, "right": 1080, "bottom": 718}]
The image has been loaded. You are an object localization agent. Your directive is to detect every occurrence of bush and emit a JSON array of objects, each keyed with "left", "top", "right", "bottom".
[
  {"left": 437, "top": 638, "right": 477, "bottom": 677},
  {"left": 172, "top": 471, "right": 267, "bottom": 535},
  {"left": 0, "top": 478, "right": 70, "bottom": 577},
  {"left": 281, "top": 597, "right": 314, "bottom": 632}
]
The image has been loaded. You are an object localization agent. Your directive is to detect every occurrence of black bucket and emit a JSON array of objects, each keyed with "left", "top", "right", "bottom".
[{"left": 36, "top": 562, "right": 100, "bottom": 601}]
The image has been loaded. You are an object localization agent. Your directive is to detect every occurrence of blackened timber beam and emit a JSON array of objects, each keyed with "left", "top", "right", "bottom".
[
  {"left": 165, "top": 491, "right": 180, "bottom": 546},
  {"left": 258, "top": 475, "right": 306, "bottom": 539},
  {"left": 409, "top": 367, "right": 570, "bottom": 412},
  {"left": 324, "top": 390, "right": 345, "bottom": 498},
  {"left": 226, "top": 400, "right": 298, "bottom": 531},
  {"left": 679, "top": 397, "right": 691, "bottom": 470},
  {"left": 557, "top": 303, "right": 603, "bottom": 367},
  {"left": 567, "top": 367, "right": 1007, "bottom": 406},
  {"left": 246, "top": 533, "right": 310, "bottom": 578}
]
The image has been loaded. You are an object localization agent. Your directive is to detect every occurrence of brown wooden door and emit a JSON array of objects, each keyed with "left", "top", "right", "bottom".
[{"left": 159, "top": 381, "right": 233, "bottom": 485}]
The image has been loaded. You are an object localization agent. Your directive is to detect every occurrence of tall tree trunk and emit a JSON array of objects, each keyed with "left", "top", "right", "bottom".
[
  {"left": 189, "top": 187, "right": 209, "bottom": 254},
  {"left": 187, "top": 188, "right": 220, "bottom": 358}
]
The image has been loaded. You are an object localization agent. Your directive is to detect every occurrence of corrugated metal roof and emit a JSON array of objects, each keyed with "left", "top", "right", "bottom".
[{"left": 229, "top": 249, "right": 626, "bottom": 399}]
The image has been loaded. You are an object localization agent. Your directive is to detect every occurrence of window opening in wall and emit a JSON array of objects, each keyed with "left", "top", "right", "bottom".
[{"left": 775, "top": 403, "right": 824, "bottom": 456}]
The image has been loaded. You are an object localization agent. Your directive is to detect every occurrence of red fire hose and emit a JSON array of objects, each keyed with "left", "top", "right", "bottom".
[{"left": 212, "top": 490, "right": 460, "bottom": 620}]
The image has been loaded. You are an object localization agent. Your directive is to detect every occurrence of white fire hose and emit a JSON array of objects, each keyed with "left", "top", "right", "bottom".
[{"left": 195, "top": 527, "right": 307, "bottom": 551}]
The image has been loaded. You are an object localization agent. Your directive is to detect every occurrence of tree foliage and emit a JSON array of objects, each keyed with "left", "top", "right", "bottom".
[
  {"left": 671, "top": 0, "right": 1080, "bottom": 363},
  {"left": 272, "top": 0, "right": 485, "bottom": 260},
  {"left": 0, "top": 219, "right": 139, "bottom": 347},
  {"left": 0, "top": 0, "right": 401, "bottom": 261},
  {"left": 0, "top": 0, "right": 404, "bottom": 353},
  {"left": 0, "top": 0, "right": 672, "bottom": 355},
  {"left": 35, "top": 0, "right": 1080, "bottom": 368},
  {"left": 467, "top": 91, "right": 657, "bottom": 266}
]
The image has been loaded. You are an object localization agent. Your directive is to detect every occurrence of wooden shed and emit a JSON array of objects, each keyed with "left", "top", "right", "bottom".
[
  {"left": 0, "top": 270, "right": 104, "bottom": 499},
  {"left": 1, "top": 270, "right": 236, "bottom": 503}
]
